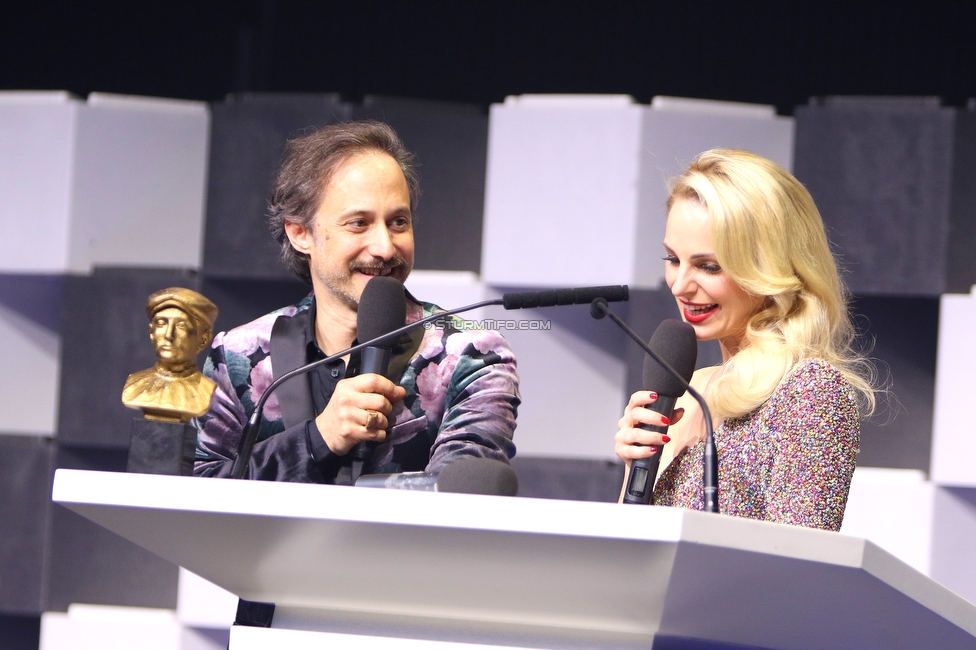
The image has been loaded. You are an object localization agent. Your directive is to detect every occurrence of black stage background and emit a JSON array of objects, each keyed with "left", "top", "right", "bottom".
[{"left": 3, "top": 1, "right": 975, "bottom": 111}]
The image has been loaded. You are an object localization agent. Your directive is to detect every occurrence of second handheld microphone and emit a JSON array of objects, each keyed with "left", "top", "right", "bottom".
[{"left": 623, "top": 319, "right": 697, "bottom": 505}]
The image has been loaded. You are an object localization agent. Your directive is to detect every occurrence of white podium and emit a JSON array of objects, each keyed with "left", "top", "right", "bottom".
[{"left": 52, "top": 469, "right": 976, "bottom": 649}]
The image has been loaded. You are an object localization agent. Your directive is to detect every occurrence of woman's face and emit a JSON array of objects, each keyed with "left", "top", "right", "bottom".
[{"left": 664, "top": 197, "right": 764, "bottom": 361}]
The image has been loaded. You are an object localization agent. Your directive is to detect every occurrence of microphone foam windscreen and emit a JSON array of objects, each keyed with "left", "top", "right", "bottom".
[
  {"left": 571, "top": 285, "right": 629, "bottom": 305},
  {"left": 357, "top": 277, "right": 407, "bottom": 345},
  {"left": 642, "top": 319, "right": 698, "bottom": 397},
  {"left": 438, "top": 457, "right": 519, "bottom": 496},
  {"left": 502, "top": 285, "right": 629, "bottom": 310}
]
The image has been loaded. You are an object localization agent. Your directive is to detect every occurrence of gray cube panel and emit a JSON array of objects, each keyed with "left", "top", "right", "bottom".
[
  {"left": 45, "top": 445, "right": 178, "bottom": 612},
  {"left": 0, "top": 436, "right": 54, "bottom": 614},
  {"left": 0, "top": 274, "right": 63, "bottom": 332},
  {"left": 946, "top": 111, "right": 976, "bottom": 291},
  {"left": 854, "top": 295, "right": 939, "bottom": 472},
  {"left": 203, "top": 93, "right": 353, "bottom": 279},
  {"left": 794, "top": 98, "right": 976, "bottom": 295},
  {"left": 199, "top": 276, "right": 310, "bottom": 334},
  {"left": 354, "top": 96, "right": 489, "bottom": 273},
  {"left": 0, "top": 615, "right": 40, "bottom": 650}
]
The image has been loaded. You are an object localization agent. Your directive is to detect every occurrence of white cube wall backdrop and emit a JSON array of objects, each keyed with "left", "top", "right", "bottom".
[
  {"left": 0, "top": 92, "right": 209, "bottom": 437},
  {"left": 931, "top": 287, "right": 976, "bottom": 486},
  {"left": 0, "top": 91, "right": 209, "bottom": 274},
  {"left": 481, "top": 94, "right": 794, "bottom": 289},
  {"left": 5, "top": 92, "right": 975, "bottom": 645},
  {"left": 0, "top": 300, "right": 60, "bottom": 435}
]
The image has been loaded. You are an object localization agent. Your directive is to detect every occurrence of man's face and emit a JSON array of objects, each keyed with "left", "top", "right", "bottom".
[
  {"left": 150, "top": 307, "right": 207, "bottom": 372},
  {"left": 286, "top": 151, "right": 414, "bottom": 313}
]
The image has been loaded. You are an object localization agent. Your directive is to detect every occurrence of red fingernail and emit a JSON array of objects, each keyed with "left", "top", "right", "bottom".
[
  {"left": 648, "top": 446, "right": 658, "bottom": 453},
  {"left": 661, "top": 416, "right": 671, "bottom": 425},
  {"left": 648, "top": 391, "right": 658, "bottom": 400},
  {"left": 662, "top": 435, "right": 671, "bottom": 443}
]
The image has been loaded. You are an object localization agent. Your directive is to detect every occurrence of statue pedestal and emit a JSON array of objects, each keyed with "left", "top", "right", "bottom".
[{"left": 126, "top": 419, "right": 197, "bottom": 476}]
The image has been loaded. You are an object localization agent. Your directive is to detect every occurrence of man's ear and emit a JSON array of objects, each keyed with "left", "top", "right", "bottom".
[{"left": 284, "top": 220, "right": 313, "bottom": 254}]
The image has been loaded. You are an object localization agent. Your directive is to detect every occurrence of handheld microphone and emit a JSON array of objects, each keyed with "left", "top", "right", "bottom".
[
  {"left": 348, "top": 277, "right": 408, "bottom": 470},
  {"left": 355, "top": 457, "right": 519, "bottom": 496},
  {"left": 357, "top": 276, "right": 407, "bottom": 377},
  {"left": 623, "top": 320, "right": 697, "bottom": 504},
  {"left": 591, "top": 298, "right": 719, "bottom": 513}
]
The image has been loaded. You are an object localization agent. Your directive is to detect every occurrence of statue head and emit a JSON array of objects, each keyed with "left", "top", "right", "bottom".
[{"left": 145, "top": 288, "right": 218, "bottom": 374}]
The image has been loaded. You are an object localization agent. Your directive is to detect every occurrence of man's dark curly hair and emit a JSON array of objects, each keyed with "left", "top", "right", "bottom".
[{"left": 268, "top": 120, "right": 420, "bottom": 284}]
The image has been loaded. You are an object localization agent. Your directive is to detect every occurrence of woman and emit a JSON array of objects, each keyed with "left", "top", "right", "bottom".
[{"left": 615, "top": 149, "right": 875, "bottom": 531}]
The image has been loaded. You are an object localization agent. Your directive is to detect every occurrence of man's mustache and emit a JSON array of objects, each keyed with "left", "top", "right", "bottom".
[{"left": 349, "top": 257, "right": 408, "bottom": 272}]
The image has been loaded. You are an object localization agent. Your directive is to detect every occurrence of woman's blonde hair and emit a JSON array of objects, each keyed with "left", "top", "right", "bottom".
[{"left": 668, "top": 149, "right": 875, "bottom": 419}]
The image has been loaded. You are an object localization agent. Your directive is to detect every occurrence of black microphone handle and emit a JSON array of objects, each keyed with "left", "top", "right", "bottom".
[
  {"left": 360, "top": 346, "right": 392, "bottom": 377},
  {"left": 349, "top": 345, "right": 394, "bottom": 465},
  {"left": 622, "top": 395, "right": 677, "bottom": 505},
  {"left": 704, "top": 435, "right": 719, "bottom": 512}
]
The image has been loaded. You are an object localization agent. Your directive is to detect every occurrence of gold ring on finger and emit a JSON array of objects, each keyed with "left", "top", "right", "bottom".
[{"left": 365, "top": 409, "right": 380, "bottom": 430}]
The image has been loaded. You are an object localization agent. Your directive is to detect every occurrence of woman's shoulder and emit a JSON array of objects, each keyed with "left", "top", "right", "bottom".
[
  {"left": 773, "top": 358, "right": 859, "bottom": 416},
  {"left": 783, "top": 358, "right": 848, "bottom": 389}
]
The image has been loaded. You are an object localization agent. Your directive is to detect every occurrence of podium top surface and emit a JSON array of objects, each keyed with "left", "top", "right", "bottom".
[{"left": 53, "top": 468, "right": 976, "bottom": 650}]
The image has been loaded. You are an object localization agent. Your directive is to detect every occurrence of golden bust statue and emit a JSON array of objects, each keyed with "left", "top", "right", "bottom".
[{"left": 122, "top": 287, "right": 219, "bottom": 423}]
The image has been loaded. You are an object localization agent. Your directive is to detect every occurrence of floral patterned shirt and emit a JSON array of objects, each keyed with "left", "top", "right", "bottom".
[{"left": 194, "top": 295, "right": 519, "bottom": 482}]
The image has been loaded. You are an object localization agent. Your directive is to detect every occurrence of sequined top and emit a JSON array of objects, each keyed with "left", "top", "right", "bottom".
[{"left": 652, "top": 359, "right": 859, "bottom": 531}]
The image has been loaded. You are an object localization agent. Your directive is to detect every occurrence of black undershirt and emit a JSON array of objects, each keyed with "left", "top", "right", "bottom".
[{"left": 302, "top": 302, "right": 363, "bottom": 484}]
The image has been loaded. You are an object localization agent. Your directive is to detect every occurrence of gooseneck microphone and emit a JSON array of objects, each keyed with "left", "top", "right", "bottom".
[
  {"left": 622, "top": 321, "right": 697, "bottom": 504},
  {"left": 356, "top": 457, "right": 519, "bottom": 496},
  {"left": 590, "top": 298, "right": 719, "bottom": 513},
  {"left": 501, "top": 285, "right": 629, "bottom": 310},
  {"left": 229, "top": 283, "right": 631, "bottom": 479}
]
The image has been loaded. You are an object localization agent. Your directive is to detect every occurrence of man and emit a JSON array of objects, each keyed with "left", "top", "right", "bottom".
[
  {"left": 194, "top": 121, "right": 519, "bottom": 482},
  {"left": 122, "top": 287, "right": 218, "bottom": 423}
]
